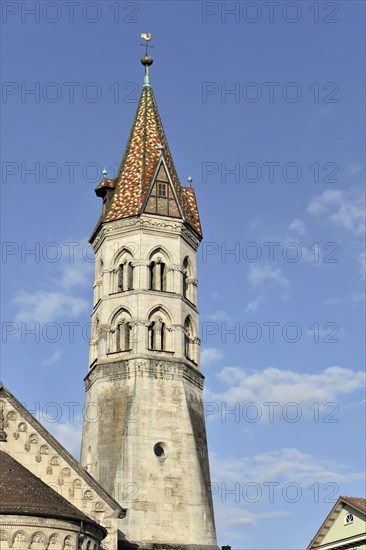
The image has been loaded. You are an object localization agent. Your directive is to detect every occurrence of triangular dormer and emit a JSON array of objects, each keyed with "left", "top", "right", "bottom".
[{"left": 141, "top": 156, "right": 184, "bottom": 219}]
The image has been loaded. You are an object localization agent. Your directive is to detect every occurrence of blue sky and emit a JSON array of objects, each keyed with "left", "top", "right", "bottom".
[{"left": 1, "top": 1, "right": 365, "bottom": 549}]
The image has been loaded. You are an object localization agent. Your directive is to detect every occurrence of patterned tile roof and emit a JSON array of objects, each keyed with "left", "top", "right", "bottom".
[
  {"left": 182, "top": 187, "right": 202, "bottom": 236},
  {"left": 98, "top": 84, "right": 202, "bottom": 237},
  {"left": 95, "top": 178, "right": 116, "bottom": 195},
  {"left": 0, "top": 450, "right": 105, "bottom": 535}
]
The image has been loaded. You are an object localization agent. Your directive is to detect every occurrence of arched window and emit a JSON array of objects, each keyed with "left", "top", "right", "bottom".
[
  {"left": 109, "top": 309, "right": 132, "bottom": 353},
  {"left": 97, "top": 259, "right": 103, "bottom": 281},
  {"left": 182, "top": 256, "right": 196, "bottom": 303},
  {"left": 149, "top": 318, "right": 166, "bottom": 351},
  {"left": 127, "top": 261, "right": 134, "bottom": 290},
  {"left": 118, "top": 261, "right": 134, "bottom": 292},
  {"left": 117, "top": 264, "right": 123, "bottom": 291},
  {"left": 116, "top": 319, "right": 131, "bottom": 351},
  {"left": 182, "top": 257, "right": 189, "bottom": 299},
  {"left": 148, "top": 309, "right": 171, "bottom": 352},
  {"left": 184, "top": 317, "right": 193, "bottom": 360},
  {"left": 149, "top": 260, "right": 166, "bottom": 291}
]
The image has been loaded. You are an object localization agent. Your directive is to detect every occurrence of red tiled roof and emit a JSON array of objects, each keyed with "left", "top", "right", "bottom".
[
  {"left": 182, "top": 187, "right": 202, "bottom": 236},
  {"left": 341, "top": 496, "right": 366, "bottom": 514},
  {"left": 99, "top": 84, "right": 202, "bottom": 237},
  {"left": 95, "top": 178, "right": 116, "bottom": 194},
  {"left": 0, "top": 450, "right": 104, "bottom": 535}
]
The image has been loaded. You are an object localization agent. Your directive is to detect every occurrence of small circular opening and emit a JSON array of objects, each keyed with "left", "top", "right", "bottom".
[
  {"left": 153, "top": 442, "right": 167, "bottom": 458},
  {"left": 154, "top": 445, "right": 164, "bottom": 457}
]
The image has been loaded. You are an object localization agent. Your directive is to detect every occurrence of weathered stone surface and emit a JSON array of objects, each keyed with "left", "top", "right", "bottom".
[
  {"left": 81, "top": 212, "right": 218, "bottom": 548},
  {"left": 0, "top": 386, "right": 125, "bottom": 550}
]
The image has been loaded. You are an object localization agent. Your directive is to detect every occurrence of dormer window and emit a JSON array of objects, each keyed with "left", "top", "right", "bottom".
[{"left": 158, "top": 182, "right": 167, "bottom": 197}]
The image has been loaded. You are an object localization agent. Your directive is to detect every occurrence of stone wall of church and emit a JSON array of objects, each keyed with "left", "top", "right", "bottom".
[
  {"left": 81, "top": 359, "right": 217, "bottom": 548},
  {"left": 0, "top": 393, "right": 123, "bottom": 550},
  {"left": 82, "top": 213, "right": 217, "bottom": 547}
]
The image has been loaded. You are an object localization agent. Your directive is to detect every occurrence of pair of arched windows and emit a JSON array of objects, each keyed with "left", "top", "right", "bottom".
[
  {"left": 117, "top": 261, "right": 134, "bottom": 292},
  {"left": 148, "top": 318, "right": 166, "bottom": 351},
  {"left": 108, "top": 310, "right": 132, "bottom": 353},
  {"left": 115, "top": 319, "right": 131, "bottom": 351},
  {"left": 149, "top": 260, "right": 167, "bottom": 291}
]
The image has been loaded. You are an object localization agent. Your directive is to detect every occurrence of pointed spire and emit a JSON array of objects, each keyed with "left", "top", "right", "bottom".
[{"left": 96, "top": 47, "right": 202, "bottom": 237}]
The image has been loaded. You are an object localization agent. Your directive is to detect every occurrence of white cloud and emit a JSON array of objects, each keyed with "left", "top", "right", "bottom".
[
  {"left": 59, "top": 263, "right": 93, "bottom": 290},
  {"left": 323, "top": 292, "right": 365, "bottom": 306},
  {"left": 246, "top": 295, "right": 263, "bottom": 313},
  {"left": 201, "top": 348, "right": 223, "bottom": 367},
  {"left": 307, "top": 188, "right": 365, "bottom": 236},
  {"left": 209, "top": 447, "right": 364, "bottom": 538},
  {"left": 307, "top": 190, "right": 343, "bottom": 215},
  {"left": 248, "top": 264, "right": 290, "bottom": 293},
  {"left": 288, "top": 218, "right": 306, "bottom": 235},
  {"left": 210, "top": 447, "right": 364, "bottom": 487},
  {"left": 214, "top": 502, "right": 289, "bottom": 532},
  {"left": 206, "top": 310, "right": 233, "bottom": 322},
  {"left": 53, "top": 238, "right": 94, "bottom": 290},
  {"left": 41, "top": 350, "right": 62, "bottom": 367},
  {"left": 13, "top": 290, "right": 88, "bottom": 323},
  {"left": 207, "top": 365, "right": 365, "bottom": 408}
]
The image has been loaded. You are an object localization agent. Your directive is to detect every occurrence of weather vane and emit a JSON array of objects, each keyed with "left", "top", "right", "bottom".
[{"left": 140, "top": 33, "right": 153, "bottom": 56}]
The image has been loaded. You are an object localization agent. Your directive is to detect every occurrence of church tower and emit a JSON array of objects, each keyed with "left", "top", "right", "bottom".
[{"left": 81, "top": 49, "right": 218, "bottom": 549}]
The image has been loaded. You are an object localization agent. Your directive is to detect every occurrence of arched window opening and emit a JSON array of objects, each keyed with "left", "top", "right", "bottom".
[
  {"left": 149, "top": 317, "right": 166, "bottom": 351},
  {"left": 97, "top": 259, "right": 103, "bottom": 281},
  {"left": 118, "top": 264, "right": 124, "bottom": 292},
  {"left": 116, "top": 319, "right": 131, "bottom": 352},
  {"left": 149, "top": 260, "right": 166, "bottom": 291},
  {"left": 116, "top": 259, "right": 134, "bottom": 293},
  {"left": 182, "top": 257, "right": 189, "bottom": 299},
  {"left": 127, "top": 261, "right": 134, "bottom": 291},
  {"left": 184, "top": 317, "right": 195, "bottom": 362}
]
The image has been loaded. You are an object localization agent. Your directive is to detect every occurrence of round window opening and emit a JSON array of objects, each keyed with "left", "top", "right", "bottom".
[{"left": 153, "top": 442, "right": 166, "bottom": 458}]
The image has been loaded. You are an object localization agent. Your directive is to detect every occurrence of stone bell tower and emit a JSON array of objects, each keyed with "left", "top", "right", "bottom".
[{"left": 80, "top": 47, "right": 218, "bottom": 550}]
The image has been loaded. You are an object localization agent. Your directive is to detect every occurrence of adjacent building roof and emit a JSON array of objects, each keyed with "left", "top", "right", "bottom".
[
  {"left": 94, "top": 81, "right": 202, "bottom": 237},
  {"left": 0, "top": 450, "right": 105, "bottom": 537},
  {"left": 307, "top": 495, "right": 366, "bottom": 550},
  {"left": 340, "top": 496, "right": 366, "bottom": 515}
]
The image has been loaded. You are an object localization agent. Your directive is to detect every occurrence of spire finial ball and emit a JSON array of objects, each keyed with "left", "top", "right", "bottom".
[{"left": 141, "top": 55, "right": 153, "bottom": 67}]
